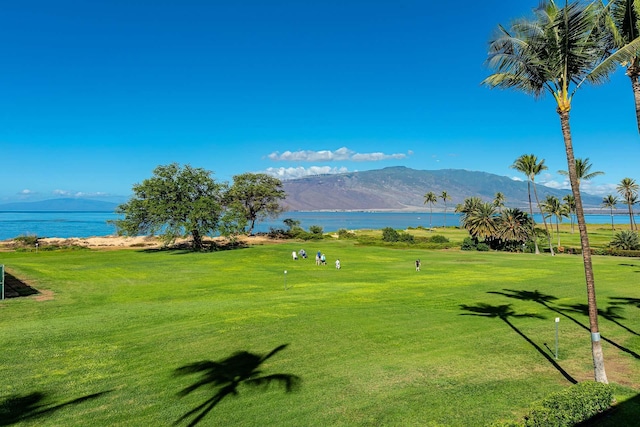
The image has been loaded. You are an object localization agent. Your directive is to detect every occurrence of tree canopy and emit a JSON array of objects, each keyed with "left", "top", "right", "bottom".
[{"left": 225, "top": 173, "right": 287, "bottom": 235}]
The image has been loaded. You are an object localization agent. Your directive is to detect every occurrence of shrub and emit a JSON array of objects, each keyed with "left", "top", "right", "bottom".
[
  {"left": 476, "top": 242, "right": 490, "bottom": 251},
  {"left": 609, "top": 230, "right": 640, "bottom": 251},
  {"left": 397, "top": 232, "right": 415, "bottom": 243},
  {"left": 309, "top": 225, "right": 324, "bottom": 236},
  {"left": 378, "top": 227, "right": 416, "bottom": 244},
  {"left": 13, "top": 234, "right": 39, "bottom": 246},
  {"left": 337, "top": 229, "right": 356, "bottom": 239},
  {"left": 382, "top": 227, "right": 400, "bottom": 242},
  {"left": 523, "top": 381, "right": 613, "bottom": 427},
  {"left": 428, "top": 234, "right": 449, "bottom": 243},
  {"left": 461, "top": 237, "right": 476, "bottom": 251}
]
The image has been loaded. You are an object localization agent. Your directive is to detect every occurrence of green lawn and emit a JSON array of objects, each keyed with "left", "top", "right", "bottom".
[{"left": 1, "top": 238, "right": 639, "bottom": 426}]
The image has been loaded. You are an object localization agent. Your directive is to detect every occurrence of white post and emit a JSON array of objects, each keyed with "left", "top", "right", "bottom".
[{"left": 555, "top": 317, "right": 560, "bottom": 359}]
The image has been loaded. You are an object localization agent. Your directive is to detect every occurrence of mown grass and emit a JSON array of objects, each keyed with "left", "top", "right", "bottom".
[{"left": 1, "top": 236, "right": 639, "bottom": 426}]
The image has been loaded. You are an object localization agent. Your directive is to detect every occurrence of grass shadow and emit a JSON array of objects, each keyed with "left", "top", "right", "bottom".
[
  {"left": 618, "top": 263, "right": 640, "bottom": 273},
  {"left": 0, "top": 390, "right": 111, "bottom": 426},
  {"left": 174, "top": 344, "right": 301, "bottom": 427},
  {"left": 610, "top": 297, "right": 640, "bottom": 309},
  {"left": 141, "top": 241, "right": 251, "bottom": 255},
  {"left": 2, "top": 272, "right": 39, "bottom": 298},
  {"left": 460, "top": 303, "right": 577, "bottom": 384},
  {"left": 490, "top": 289, "right": 640, "bottom": 360},
  {"left": 561, "top": 303, "right": 639, "bottom": 337}
]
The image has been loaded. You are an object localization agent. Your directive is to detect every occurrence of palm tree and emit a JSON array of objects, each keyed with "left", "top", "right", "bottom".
[
  {"left": 596, "top": 0, "right": 640, "bottom": 133},
  {"left": 542, "top": 195, "right": 570, "bottom": 248},
  {"left": 558, "top": 157, "right": 605, "bottom": 187},
  {"left": 497, "top": 207, "right": 532, "bottom": 248},
  {"left": 461, "top": 202, "right": 499, "bottom": 242},
  {"left": 510, "top": 154, "right": 554, "bottom": 255},
  {"left": 601, "top": 194, "right": 619, "bottom": 233},
  {"left": 484, "top": 0, "right": 612, "bottom": 382},
  {"left": 440, "top": 191, "right": 452, "bottom": 227},
  {"left": 617, "top": 177, "right": 639, "bottom": 230},
  {"left": 423, "top": 191, "right": 437, "bottom": 229},
  {"left": 493, "top": 192, "right": 506, "bottom": 213},
  {"left": 563, "top": 194, "right": 576, "bottom": 233}
]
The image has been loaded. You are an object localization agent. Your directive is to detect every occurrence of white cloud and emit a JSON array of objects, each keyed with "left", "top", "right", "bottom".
[
  {"left": 542, "top": 178, "right": 570, "bottom": 190},
  {"left": 540, "top": 178, "right": 619, "bottom": 196},
  {"left": 19, "top": 189, "right": 36, "bottom": 195},
  {"left": 265, "top": 166, "right": 350, "bottom": 180},
  {"left": 511, "top": 176, "right": 523, "bottom": 182},
  {"left": 581, "top": 182, "right": 618, "bottom": 196},
  {"left": 267, "top": 146, "right": 409, "bottom": 162},
  {"left": 52, "top": 190, "right": 111, "bottom": 198}
]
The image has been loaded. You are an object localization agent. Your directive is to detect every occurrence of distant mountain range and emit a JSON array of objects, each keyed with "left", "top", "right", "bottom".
[
  {"left": 281, "top": 166, "right": 605, "bottom": 211},
  {"left": 0, "top": 167, "right": 607, "bottom": 213}
]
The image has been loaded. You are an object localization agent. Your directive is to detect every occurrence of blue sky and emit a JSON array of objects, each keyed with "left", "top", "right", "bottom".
[{"left": 2, "top": 0, "right": 639, "bottom": 204}]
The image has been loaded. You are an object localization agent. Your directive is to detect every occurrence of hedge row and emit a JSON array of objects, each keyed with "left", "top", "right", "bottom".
[{"left": 492, "top": 381, "right": 613, "bottom": 427}]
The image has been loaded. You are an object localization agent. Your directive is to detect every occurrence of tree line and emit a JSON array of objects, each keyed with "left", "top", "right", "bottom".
[{"left": 424, "top": 156, "right": 639, "bottom": 251}]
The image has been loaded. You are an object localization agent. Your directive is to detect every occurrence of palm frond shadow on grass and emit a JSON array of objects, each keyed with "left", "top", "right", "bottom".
[
  {"left": 561, "top": 303, "right": 639, "bottom": 337},
  {"left": 617, "top": 263, "right": 640, "bottom": 273},
  {"left": 0, "top": 390, "right": 111, "bottom": 426},
  {"left": 173, "top": 344, "right": 301, "bottom": 427},
  {"left": 490, "top": 289, "right": 640, "bottom": 360},
  {"left": 610, "top": 296, "right": 640, "bottom": 309},
  {"left": 459, "top": 303, "right": 577, "bottom": 384}
]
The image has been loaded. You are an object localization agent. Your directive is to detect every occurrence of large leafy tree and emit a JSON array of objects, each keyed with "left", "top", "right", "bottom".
[
  {"left": 484, "top": 0, "right": 618, "bottom": 383},
  {"left": 601, "top": 194, "right": 619, "bottom": 232},
  {"left": 510, "top": 154, "right": 554, "bottom": 255},
  {"left": 616, "top": 177, "right": 639, "bottom": 230},
  {"left": 112, "top": 163, "right": 225, "bottom": 250},
  {"left": 440, "top": 191, "right": 452, "bottom": 227},
  {"left": 225, "top": 173, "right": 286, "bottom": 235},
  {"left": 423, "top": 191, "right": 438, "bottom": 228}
]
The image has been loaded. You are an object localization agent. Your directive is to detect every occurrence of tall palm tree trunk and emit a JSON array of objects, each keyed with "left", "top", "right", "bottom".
[
  {"left": 526, "top": 181, "right": 540, "bottom": 254},
  {"left": 627, "top": 61, "right": 640, "bottom": 135},
  {"left": 532, "top": 183, "right": 555, "bottom": 255},
  {"left": 610, "top": 207, "right": 615, "bottom": 234},
  {"left": 559, "top": 110, "right": 608, "bottom": 384},
  {"left": 443, "top": 203, "right": 447, "bottom": 228},
  {"left": 627, "top": 201, "right": 635, "bottom": 231}
]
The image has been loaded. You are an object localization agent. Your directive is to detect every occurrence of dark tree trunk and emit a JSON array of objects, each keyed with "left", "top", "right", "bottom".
[
  {"left": 192, "top": 229, "right": 204, "bottom": 250},
  {"left": 558, "top": 109, "right": 608, "bottom": 383},
  {"left": 627, "top": 60, "right": 640, "bottom": 135}
]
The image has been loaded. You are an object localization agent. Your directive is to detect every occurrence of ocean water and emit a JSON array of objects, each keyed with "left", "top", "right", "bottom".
[{"left": 0, "top": 210, "right": 637, "bottom": 241}]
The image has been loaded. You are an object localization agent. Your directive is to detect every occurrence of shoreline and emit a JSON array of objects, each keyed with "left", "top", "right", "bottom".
[{"left": 0, "top": 234, "right": 277, "bottom": 250}]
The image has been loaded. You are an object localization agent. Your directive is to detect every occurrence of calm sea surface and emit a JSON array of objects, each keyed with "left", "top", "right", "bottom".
[{"left": 0, "top": 210, "right": 637, "bottom": 241}]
